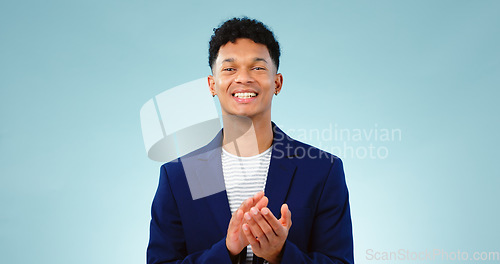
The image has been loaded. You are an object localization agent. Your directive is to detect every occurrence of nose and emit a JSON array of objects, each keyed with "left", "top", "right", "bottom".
[{"left": 234, "top": 69, "right": 254, "bottom": 83}]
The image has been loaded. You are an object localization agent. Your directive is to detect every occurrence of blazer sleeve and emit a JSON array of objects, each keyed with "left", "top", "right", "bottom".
[
  {"left": 280, "top": 157, "right": 354, "bottom": 264},
  {"left": 147, "top": 164, "right": 234, "bottom": 264}
]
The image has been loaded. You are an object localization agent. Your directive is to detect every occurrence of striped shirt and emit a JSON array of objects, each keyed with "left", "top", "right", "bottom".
[{"left": 222, "top": 146, "right": 272, "bottom": 264}]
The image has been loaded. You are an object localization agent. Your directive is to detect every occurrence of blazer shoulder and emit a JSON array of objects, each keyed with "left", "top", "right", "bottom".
[
  {"left": 284, "top": 137, "right": 342, "bottom": 166},
  {"left": 159, "top": 135, "right": 220, "bottom": 180}
]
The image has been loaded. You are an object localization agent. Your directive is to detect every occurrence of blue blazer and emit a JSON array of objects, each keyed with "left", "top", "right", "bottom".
[{"left": 147, "top": 124, "right": 354, "bottom": 264}]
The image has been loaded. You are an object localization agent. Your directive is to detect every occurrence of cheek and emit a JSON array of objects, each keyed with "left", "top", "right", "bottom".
[
  {"left": 263, "top": 81, "right": 276, "bottom": 93},
  {"left": 258, "top": 75, "right": 275, "bottom": 87},
  {"left": 216, "top": 79, "right": 231, "bottom": 91}
]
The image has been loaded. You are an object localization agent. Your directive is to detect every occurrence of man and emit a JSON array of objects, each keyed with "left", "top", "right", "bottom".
[{"left": 147, "top": 17, "right": 354, "bottom": 264}]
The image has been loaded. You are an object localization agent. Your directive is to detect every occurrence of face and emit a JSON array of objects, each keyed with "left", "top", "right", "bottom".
[{"left": 208, "top": 38, "right": 283, "bottom": 121}]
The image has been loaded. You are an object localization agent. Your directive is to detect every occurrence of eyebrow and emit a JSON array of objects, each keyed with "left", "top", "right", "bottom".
[
  {"left": 253, "top": 57, "right": 268, "bottom": 64},
  {"left": 221, "top": 57, "right": 269, "bottom": 64},
  {"left": 222, "top": 58, "right": 234, "bottom": 63}
]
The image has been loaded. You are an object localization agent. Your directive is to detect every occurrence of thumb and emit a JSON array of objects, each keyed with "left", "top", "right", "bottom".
[
  {"left": 229, "top": 209, "right": 243, "bottom": 233},
  {"left": 279, "top": 204, "right": 292, "bottom": 229}
]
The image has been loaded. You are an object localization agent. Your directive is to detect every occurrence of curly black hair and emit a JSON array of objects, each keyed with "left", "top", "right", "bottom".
[{"left": 208, "top": 17, "right": 281, "bottom": 71}]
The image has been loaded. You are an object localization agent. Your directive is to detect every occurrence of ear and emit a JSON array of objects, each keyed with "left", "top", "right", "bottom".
[
  {"left": 208, "top": 75, "right": 216, "bottom": 96},
  {"left": 274, "top": 73, "right": 283, "bottom": 94}
]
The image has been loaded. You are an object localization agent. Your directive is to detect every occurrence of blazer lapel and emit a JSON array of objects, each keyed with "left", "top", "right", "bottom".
[
  {"left": 265, "top": 124, "right": 297, "bottom": 217},
  {"left": 189, "top": 130, "right": 232, "bottom": 234},
  {"left": 254, "top": 124, "right": 297, "bottom": 264}
]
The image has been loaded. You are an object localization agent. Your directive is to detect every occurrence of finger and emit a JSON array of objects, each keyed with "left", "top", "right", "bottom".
[
  {"left": 279, "top": 204, "right": 292, "bottom": 229},
  {"left": 242, "top": 223, "right": 260, "bottom": 247},
  {"left": 228, "top": 209, "right": 244, "bottom": 234},
  {"left": 239, "top": 192, "right": 263, "bottom": 213},
  {"left": 244, "top": 211, "right": 267, "bottom": 243},
  {"left": 260, "top": 207, "right": 285, "bottom": 237},
  {"left": 238, "top": 196, "right": 254, "bottom": 214},
  {"left": 253, "top": 191, "right": 265, "bottom": 201},
  {"left": 254, "top": 195, "right": 269, "bottom": 210},
  {"left": 249, "top": 206, "right": 277, "bottom": 241},
  {"left": 249, "top": 192, "right": 265, "bottom": 209}
]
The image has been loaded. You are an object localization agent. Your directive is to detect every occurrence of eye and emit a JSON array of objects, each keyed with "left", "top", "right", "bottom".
[
  {"left": 253, "top": 67, "right": 266, "bottom": 70},
  {"left": 223, "top": 67, "right": 235, "bottom": 72}
]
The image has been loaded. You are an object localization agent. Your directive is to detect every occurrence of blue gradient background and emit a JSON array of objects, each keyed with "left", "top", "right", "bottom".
[{"left": 1, "top": 1, "right": 499, "bottom": 263}]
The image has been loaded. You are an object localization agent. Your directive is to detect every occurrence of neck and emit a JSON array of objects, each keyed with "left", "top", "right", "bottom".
[{"left": 222, "top": 115, "right": 273, "bottom": 157}]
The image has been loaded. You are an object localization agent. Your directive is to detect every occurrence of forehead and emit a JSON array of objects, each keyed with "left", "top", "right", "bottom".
[{"left": 216, "top": 38, "right": 271, "bottom": 63}]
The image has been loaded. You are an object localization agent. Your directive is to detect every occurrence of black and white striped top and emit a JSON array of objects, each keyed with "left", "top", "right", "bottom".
[{"left": 222, "top": 146, "right": 272, "bottom": 264}]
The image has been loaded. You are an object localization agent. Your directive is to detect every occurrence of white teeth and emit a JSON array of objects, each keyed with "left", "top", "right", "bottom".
[{"left": 233, "top": 92, "right": 257, "bottom": 98}]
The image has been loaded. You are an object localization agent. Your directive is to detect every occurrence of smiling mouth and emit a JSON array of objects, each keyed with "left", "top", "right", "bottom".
[{"left": 232, "top": 92, "right": 258, "bottom": 99}]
